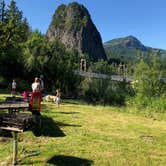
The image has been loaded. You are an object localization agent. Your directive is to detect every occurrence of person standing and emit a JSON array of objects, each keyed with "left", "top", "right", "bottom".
[
  {"left": 39, "top": 75, "right": 44, "bottom": 92},
  {"left": 31, "top": 77, "right": 41, "bottom": 92},
  {"left": 30, "top": 77, "right": 42, "bottom": 115},
  {"left": 11, "top": 79, "right": 17, "bottom": 96},
  {"left": 55, "top": 89, "right": 61, "bottom": 107},
  {"left": 30, "top": 77, "right": 42, "bottom": 130}
]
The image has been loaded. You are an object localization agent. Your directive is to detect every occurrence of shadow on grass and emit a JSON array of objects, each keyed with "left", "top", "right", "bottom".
[
  {"left": 55, "top": 121, "right": 81, "bottom": 127},
  {"left": 33, "top": 116, "right": 81, "bottom": 137},
  {"left": 0, "top": 129, "right": 12, "bottom": 138},
  {"left": 62, "top": 100, "right": 80, "bottom": 105},
  {"left": 62, "top": 99, "right": 87, "bottom": 105},
  {"left": 55, "top": 111, "right": 80, "bottom": 114},
  {"left": 47, "top": 155, "right": 93, "bottom": 166},
  {"left": 32, "top": 115, "right": 65, "bottom": 137}
]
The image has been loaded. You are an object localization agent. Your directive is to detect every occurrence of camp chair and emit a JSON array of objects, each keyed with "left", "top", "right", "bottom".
[
  {"left": 29, "top": 91, "right": 42, "bottom": 115},
  {"left": 29, "top": 91, "right": 42, "bottom": 131}
]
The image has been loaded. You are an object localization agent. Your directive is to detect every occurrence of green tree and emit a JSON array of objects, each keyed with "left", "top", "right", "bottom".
[
  {"left": 0, "top": 0, "right": 5, "bottom": 22},
  {"left": 0, "top": 0, "right": 30, "bottom": 80},
  {"left": 90, "top": 60, "right": 111, "bottom": 74},
  {"left": 22, "top": 30, "right": 81, "bottom": 93},
  {"left": 134, "top": 56, "right": 165, "bottom": 97},
  {"left": 5, "top": 0, "right": 29, "bottom": 45}
]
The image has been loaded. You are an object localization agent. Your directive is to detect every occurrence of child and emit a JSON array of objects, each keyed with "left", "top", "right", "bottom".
[
  {"left": 22, "top": 90, "right": 28, "bottom": 101},
  {"left": 55, "top": 89, "right": 61, "bottom": 106}
]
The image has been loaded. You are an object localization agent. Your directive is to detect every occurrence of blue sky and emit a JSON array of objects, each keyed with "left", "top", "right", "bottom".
[{"left": 5, "top": 0, "right": 166, "bottom": 50}]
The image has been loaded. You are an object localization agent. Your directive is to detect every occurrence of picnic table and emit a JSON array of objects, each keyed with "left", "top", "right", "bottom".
[
  {"left": 0, "top": 94, "right": 42, "bottom": 165},
  {"left": 0, "top": 113, "right": 36, "bottom": 165},
  {"left": 0, "top": 97, "right": 31, "bottom": 165},
  {"left": 0, "top": 96, "right": 29, "bottom": 114}
]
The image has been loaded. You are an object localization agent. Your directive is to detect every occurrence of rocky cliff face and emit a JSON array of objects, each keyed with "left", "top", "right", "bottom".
[{"left": 46, "top": 2, "right": 107, "bottom": 61}]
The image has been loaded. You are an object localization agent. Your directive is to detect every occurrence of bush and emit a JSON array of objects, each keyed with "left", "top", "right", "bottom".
[
  {"left": 0, "top": 76, "right": 9, "bottom": 89},
  {"left": 81, "top": 78, "right": 130, "bottom": 106},
  {"left": 128, "top": 94, "right": 166, "bottom": 113},
  {"left": 16, "top": 79, "right": 31, "bottom": 93}
]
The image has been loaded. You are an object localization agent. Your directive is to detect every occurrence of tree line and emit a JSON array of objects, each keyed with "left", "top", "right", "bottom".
[{"left": 0, "top": 0, "right": 81, "bottom": 94}]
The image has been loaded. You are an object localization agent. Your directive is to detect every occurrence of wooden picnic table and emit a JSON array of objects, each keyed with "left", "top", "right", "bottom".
[
  {"left": 0, "top": 97, "right": 29, "bottom": 114},
  {"left": 0, "top": 112, "right": 35, "bottom": 165},
  {"left": 0, "top": 102, "right": 29, "bottom": 109},
  {"left": 0, "top": 95, "right": 42, "bottom": 165}
]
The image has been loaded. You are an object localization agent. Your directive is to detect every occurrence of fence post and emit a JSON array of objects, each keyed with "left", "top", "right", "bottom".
[{"left": 13, "top": 131, "right": 18, "bottom": 165}]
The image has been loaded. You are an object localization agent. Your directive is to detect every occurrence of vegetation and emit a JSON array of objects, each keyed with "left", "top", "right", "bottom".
[
  {"left": 0, "top": 0, "right": 82, "bottom": 94},
  {"left": 0, "top": 0, "right": 165, "bottom": 109},
  {"left": 50, "top": 2, "right": 89, "bottom": 32},
  {"left": 50, "top": 4, "right": 67, "bottom": 29},
  {"left": 104, "top": 35, "right": 166, "bottom": 64},
  {"left": 0, "top": 0, "right": 30, "bottom": 81},
  {"left": 0, "top": 1, "right": 165, "bottom": 106},
  {"left": 129, "top": 55, "right": 166, "bottom": 112}
]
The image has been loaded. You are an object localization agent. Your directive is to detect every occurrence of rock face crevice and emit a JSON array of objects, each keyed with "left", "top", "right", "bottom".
[{"left": 46, "top": 2, "right": 107, "bottom": 61}]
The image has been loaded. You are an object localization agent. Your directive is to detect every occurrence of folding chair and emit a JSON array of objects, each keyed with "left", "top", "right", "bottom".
[
  {"left": 29, "top": 91, "right": 42, "bottom": 130},
  {"left": 29, "top": 91, "right": 42, "bottom": 115}
]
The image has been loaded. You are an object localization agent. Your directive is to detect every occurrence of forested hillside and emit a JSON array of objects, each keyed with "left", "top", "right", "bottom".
[{"left": 104, "top": 35, "right": 166, "bottom": 63}]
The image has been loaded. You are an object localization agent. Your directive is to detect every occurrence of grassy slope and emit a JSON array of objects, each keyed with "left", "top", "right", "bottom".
[{"left": 0, "top": 95, "right": 166, "bottom": 166}]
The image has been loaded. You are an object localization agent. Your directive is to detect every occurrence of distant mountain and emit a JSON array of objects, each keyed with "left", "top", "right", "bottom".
[
  {"left": 104, "top": 35, "right": 166, "bottom": 62},
  {"left": 47, "top": 2, "right": 107, "bottom": 61}
]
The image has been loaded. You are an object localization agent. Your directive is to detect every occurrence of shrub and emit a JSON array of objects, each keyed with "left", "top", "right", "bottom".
[
  {"left": 0, "top": 76, "right": 9, "bottom": 89},
  {"left": 81, "top": 78, "right": 130, "bottom": 106}
]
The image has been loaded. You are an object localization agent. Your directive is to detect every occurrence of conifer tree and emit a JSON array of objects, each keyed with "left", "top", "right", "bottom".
[
  {"left": 0, "top": 0, "right": 30, "bottom": 79},
  {"left": 0, "top": 0, "right": 5, "bottom": 22}
]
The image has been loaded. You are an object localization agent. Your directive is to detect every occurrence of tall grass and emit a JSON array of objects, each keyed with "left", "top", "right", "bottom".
[{"left": 128, "top": 94, "right": 166, "bottom": 113}]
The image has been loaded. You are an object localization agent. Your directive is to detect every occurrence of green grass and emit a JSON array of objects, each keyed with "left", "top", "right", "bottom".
[{"left": 0, "top": 94, "right": 166, "bottom": 166}]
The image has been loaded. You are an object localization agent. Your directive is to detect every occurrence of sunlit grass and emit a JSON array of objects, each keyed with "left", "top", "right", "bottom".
[{"left": 0, "top": 93, "right": 166, "bottom": 165}]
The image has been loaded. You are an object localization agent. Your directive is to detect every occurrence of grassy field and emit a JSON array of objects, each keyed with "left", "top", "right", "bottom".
[{"left": 0, "top": 94, "right": 166, "bottom": 166}]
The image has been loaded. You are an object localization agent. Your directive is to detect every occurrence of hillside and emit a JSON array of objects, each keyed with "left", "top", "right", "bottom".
[
  {"left": 46, "top": 2, "right": 107, "bottom": 61},
  {"left": 104, "top": 35, "right": 166, "bottom": 62}
]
